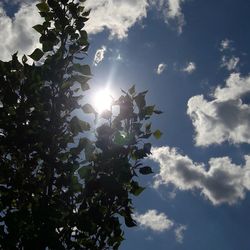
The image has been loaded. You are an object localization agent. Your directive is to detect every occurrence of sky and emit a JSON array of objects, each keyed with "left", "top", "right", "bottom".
[{"left": 1, "top": 0, "right": 250, "bottom": 249}]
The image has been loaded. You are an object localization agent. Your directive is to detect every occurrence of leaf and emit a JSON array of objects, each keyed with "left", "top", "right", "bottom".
[
  {"left": 36, "top": 2, "right": 50, "bottom": 12},
  {"left": 29, "top": 49, "right": 44, "bottom": 61},
  {"left": 139, "top": 166, "right": 153, "bottom": 175},
  {"left": 144, "top": 105, "right": 155, "bottom": 116},
  {"left": 61, "top": 81, "right": 72, "bottom": 90},
  {"left": 128, "top": 85, "right": 135, "bottom": 95},
  {"left": 134, "top": 91, "right": 147, "bottom": 110},
  {"left": 154, "top": 110, "right": 163, "bottom": 114},
  {"left": 143, "top": 143, "right": 151, "bottom": 154},
  {"left": 22, "top": 55, "right": 27, "bottom": 64},
  {"left": 78, "top": 30, "right": 88, "bottom": 46},
  {"left": 42, "top": 41, "right": 54, "bottom": 52},
  {"left": 70, "top": 116, "right": 90, "bottom": 135},
  {"left": 100, "top": 110, "right": 112, "bottom": 119},
  {"left": 125, "top": 217, "right": 137, "bottom": 227},
  {"left": 32, "top": 24, "right": 44, "bottom": 34},
  {"left": 130, "top": 181, "right": 145, "bottom": 196},
  {"left": 78, "top": 166, "right": 91, "bottom": 179},
  {"left": 82, "top": 104, "right": 96, "bottom": 114},
  {"left": 71, "top": 176, "right": 82, "bottom": 192},
  {"left": 114, "top": 132, "right": 126, "bottom": 145},
  {"left": 153, "top": 129, "right": 163, "bottom": 139},
  {"left": 81, "top": 82, "right": 90, "bottom": 91},
  {"left": 139, "top": 133, "right": 152, "bottom": 139},
  {"left": 73, "top": 64, "right": 91, "bottom": 76}
]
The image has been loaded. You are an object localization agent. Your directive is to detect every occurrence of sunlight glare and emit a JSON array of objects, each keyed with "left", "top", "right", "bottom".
[{"left": 93, "top": 88, "right": 113, "bottom": 113}]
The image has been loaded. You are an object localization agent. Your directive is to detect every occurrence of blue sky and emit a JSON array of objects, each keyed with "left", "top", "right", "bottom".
[{"left": 1, "top": 0, "right": 250, "bottom": 249}]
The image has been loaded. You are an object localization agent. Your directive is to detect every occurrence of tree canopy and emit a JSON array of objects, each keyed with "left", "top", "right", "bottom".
[{"left": 0, "top": 0, "right": 161, "bottom": 249}]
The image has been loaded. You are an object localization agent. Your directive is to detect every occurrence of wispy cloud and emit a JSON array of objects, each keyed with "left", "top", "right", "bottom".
[
  {"left": 175, "top": 225, "right": 187, "bottom": 243},
  {"left": 183, "top": 62, "right": 196, "bottom": 74},
  {"left": 156, "top": 63, "right": 167, "bottom": 74},
  {"left": 221, "top": 56, "right": 239, "bottom": 71},
  {"left": 93, "top": 46, "right": 107, "bottom": 66},
  {"left": 187, "top": 73, "right": 250, "bottom": 146},
  {"left": 150, "top": 146, "right": 250, "bottom": 205},
  {"left": 150, "top": 0, "right": 187, "bottom": 33},
  {"left": 220, "top": 38, "right": 234, "bottom": 51}
]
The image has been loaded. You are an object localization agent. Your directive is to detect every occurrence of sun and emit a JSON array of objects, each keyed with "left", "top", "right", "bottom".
[{"left": 93, "top": 88, "right": 113, "bottom": 113}]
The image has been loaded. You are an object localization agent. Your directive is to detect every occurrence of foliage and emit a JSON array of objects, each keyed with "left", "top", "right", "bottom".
[{"left": 0, "top": 0, "right": 161, "bottom": 249}]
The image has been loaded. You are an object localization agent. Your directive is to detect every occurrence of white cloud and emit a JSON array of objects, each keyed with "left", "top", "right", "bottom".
[
  {"left": 150, "top": 146, "right": 250, "bottom": 205},
  {"left": 134, "top": 209, "right": 187, "bottom": 242},
  {"left": 116, "top": 53, "right": 122, "bottom": 61},
  {"left": 134, "top": 209, "right": 174, "bottom": 232},
  {"left": 0, "top": 0, "right": 190, "bottom": 60},
  {"left": 187, "top": 73, "right": 250, "bottom": 146},
  {"left": 93, "top": 46, "right": 106, "bottom": 66},
  {"left": 156, "top": 63, "right": 167, "bottom": 74},
  {"left": 1, "top": 0, "right": 35, "bottom": 4},
  {"left": 84, "top": 0, "right": 189, "bottom": 39},
  {"left": 220, "top": 39, "right": 233, "bottom": 51},
  {"left": 84, "top": 0, "right": 148, "bottom": 39},
  {"left": 175, "top": 225, "right": 187, "bottom": 243},
  {"left": 167, "top": 0, "right": 183, "bottom": 18},
  {"left": 183, "top": 62, "right": 196, "bottom": 74},
  {"left": 150, "top": 0, "right": 186, "bottom": 33},
  {"left": 221, "top": 56, "right": 239, "bottom": 71},
  {"left": 0, "top": 2, "right": 41, "bottom": 61}
]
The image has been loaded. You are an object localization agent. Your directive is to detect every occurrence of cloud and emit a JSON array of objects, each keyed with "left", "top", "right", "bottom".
[
  {"left": 183, "top": 62, "right": 196, "bottom": 74},
  {"left": 221, "top": 56, "right": 239, "bottom": 71},
  {"left": 150, "top": 0, "right": 186, "bottom": 33},
  {"left": 84, "top": 0, "right": 148, "bottom": 39},
  {"left": 220, "top": 39, "right": 233, "bottom": 51},
  {"left": 93, "top": 46, "right": 107, "bottom": 66},
  {"left": 0, "top": 0, "right": 190, "bottom": 59},
  {"left": 156, "top": 63, "right": 167, "bottom": 74},
  {"left": 134, "top": 209, "right": 187, "bottom": 242},
  {"left": 84, "top": 0, "right": 189, "bottom": 39},
  {"left": 134, "top": 209, "right": 174, "bottom": 232},
  {"left": 187, "top": 73, "right": 250, "bottom": 146},
  {"left": 0, "top": 2, "right": 41, "bottom": 61},
  {"left": 1, "top": 0, "right": 35, "bottom": 5},
  {"left": 175, "top": 225, "right": 187, "bottom": 243},
  {"left": 150, "top": 146, "right": 250, "bottom": 205}
]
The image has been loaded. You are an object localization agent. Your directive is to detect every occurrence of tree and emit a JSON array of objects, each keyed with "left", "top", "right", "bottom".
[{"left": 0, "top": 1, "right": 161, "bottom": 249}]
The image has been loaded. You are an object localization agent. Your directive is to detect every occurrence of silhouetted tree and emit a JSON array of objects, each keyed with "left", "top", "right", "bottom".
[{"left": 0, "top": 0, "right": 162, "bottom": 249}]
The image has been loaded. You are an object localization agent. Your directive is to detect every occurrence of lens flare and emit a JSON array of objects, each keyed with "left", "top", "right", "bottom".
[{"left": 93, "top": 88, "right": 113, "bottom": 113}]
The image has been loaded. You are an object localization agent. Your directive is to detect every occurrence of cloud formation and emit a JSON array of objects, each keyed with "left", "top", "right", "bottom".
[
  {"left": 150, "top": 0, "right": 186, "bottom": 33},
  {"left": 93, "top": 46, "right": 107, "bottom": 66},
  {"left": 84, "top": 0, "right": 148, "bottom": 39},
  {"left": 156, "top": 63, "right": 167, "bottom": 74},
  {"left": 175, "top": 225, "right": 187, "bottom": 243},
  {"left": 183, "top": 61, "right": 196, "bottom": 74},
  {"left": 0, "top": 2, "right": 41, "bottom": 61},
  {"left": 134, "top": 209, "right": 174, "bottom": 232},
  {"left": 134, "top": 209, "right": 187, "bottom": 242},
  {"left": 150, "top": 146, "right": 250, "bottom": 205},
  {"left": 84, "top": 0, "right": 188, "bottom": 39},
  {"left": 187, "top": 73, "right": 250, "bottom": 146},
  {"left": 221, "top": 56, "right": 240, "bottom": 71},
  {"left": 0, "top": 0, "right": 191, "bottom": 60},
  {"left": 220, "top": 39, "right": 233, "bottom": 51}
]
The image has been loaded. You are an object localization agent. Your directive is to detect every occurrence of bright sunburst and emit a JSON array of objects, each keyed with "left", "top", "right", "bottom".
[{"left": 93, "top": 88, "right": 113, "bottom": 113}]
